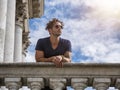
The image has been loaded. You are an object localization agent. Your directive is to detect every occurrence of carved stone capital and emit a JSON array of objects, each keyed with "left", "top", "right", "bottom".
[
  {"left": 16, "top": 0, "right": 29, "bottom": 30},
  {"left": 22, "top": 32, "right": 30, "bottom": 56},
  {"left": 93, "top": 78, "right": 111, "bottom": 90},
  {"left": 49, "top": 78, "right": 66, "bottom": 90},
  {"left": 27, "top": 78, "right": 44, "bottom": 90},
  {"left": 71, "top": 78, "right": 88, "bottom": 90},
  {"left": 16, "top": 0, "right": 28, "bottom": 26}
]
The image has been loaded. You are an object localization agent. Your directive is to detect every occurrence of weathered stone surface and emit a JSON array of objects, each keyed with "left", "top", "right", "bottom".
[
  {"left": 0, "top": 0, "right": 7, "bottom": 62},
  {"left": 71, "top": 78, "right": 88, "bottom": 90},
  {"left": 93, "top": 78, "right": 111, "bottom": 90},
  {"left": 4, "top": 0, "right": 16, "bottom": 62},
  {"left": 49, "top": 78, "right": 66, "bottom": 90},
  {"left": 27, "top": 78, "right": 44, "bottom": 90},
  {"left": 0, "top": 0, "right": 44, "bottom": 63},
  {"left": 115, "top": 78, "right": 120, "bottom": 89},
  {"left": 5, "top": 78, "right": 21, "bottom": 90},
  {"left": 14, "top": 24, "right": 23, "bottom": 62},
  {"left": 0, "top": 63, "right": 120, "bottom": 88}
]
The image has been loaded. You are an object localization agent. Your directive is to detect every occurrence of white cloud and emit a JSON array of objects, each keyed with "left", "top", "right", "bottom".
[
  {"left": 25, "top": 52, "right": 35, "bottom": 62},
  {"left": 48, "top": 0, "right": 84, "bottom": 6}
]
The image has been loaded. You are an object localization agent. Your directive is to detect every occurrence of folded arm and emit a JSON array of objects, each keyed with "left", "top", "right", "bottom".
[{"left": 35, "top": 50, "right": 72, "bottom": 67}]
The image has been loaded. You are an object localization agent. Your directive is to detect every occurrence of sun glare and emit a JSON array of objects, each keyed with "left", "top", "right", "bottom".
[
  {"left": 97, "top": 0, "right": 120, "bottom": 13},
  {"left": 86, "top": 0, "right": 120, "bottom": 16}
]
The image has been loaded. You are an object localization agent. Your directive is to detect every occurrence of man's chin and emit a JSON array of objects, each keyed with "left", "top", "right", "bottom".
[
  {"left": 53, "top": 33, "right": 61, "bottom": 37},
  {"left": 56, "top": 34, "right": 61, "bottom": 36}
]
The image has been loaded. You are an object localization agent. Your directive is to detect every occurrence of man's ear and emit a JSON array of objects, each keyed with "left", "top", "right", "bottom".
[{"left": 48, "top": 29, "right": 52, "bottom": 34}]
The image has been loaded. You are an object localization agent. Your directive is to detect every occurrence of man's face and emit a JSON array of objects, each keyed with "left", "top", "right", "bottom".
[{"left": 50, "top": 22, "right": 63, "bottom": 37}]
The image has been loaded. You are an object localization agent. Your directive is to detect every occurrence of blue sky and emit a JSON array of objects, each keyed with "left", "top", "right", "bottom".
[
  {"left": 26, "top": 0, "right": 120, "bottom": 89},
  {"left": 26, "top": 0, "right": 120, "bottom": 63}
]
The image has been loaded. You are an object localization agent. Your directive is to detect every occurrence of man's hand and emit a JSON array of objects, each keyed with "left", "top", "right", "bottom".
[
  {"left": 50, "top": 56, "right": 63, "bottom": 68},
  {"left": 55, "top": 55, "right": 63, "bottom": 68}
]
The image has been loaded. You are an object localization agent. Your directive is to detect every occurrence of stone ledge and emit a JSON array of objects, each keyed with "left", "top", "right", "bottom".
[
  {"left": 0, "top": 62, "right": 120, "bottom": 67},
  {"left": 0, "top": 63, "right": 120, "bottom": 87}
]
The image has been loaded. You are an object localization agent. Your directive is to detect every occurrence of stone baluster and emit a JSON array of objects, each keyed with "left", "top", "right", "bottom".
[
  {"left": 71, "top": 78, "right": 88, "bottom": 90},
  {"left": 93, "top": 78, "right": 111, "bottom": 90},
  {"left": 49, "top": 78, "right": 66, "bottom": 90},
  {"left": 0, "top": 0, "right": 7, "bottom": 62},
  {"left": 4, "top": 0, "right": 16, "bottom": 62},
  {"left": 5, "top": 78, "right": 21, "bottom": 90},
  {"left": 27, "top": 78, "right": 44, "bottom": 90},
  {"left": 115, "top": 78, "right": 120, "bottom": 90},
  {"left": 0, "top": 86, "right": 8, "bottom": 90}
]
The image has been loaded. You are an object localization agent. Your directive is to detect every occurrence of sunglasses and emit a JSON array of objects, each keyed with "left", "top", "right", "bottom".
[{"left": 54, "top": 25, "right": 63, "bottom": 29}]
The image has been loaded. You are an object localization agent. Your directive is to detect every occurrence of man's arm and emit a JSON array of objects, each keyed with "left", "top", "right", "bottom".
[
  {"left": 35, "top": 50, "right": 63, "bottom": 67},
  {"left": 35, "top": 50, "right": 56, "bottom": 62},
  {"left": 60, "top": 40, "right": 72, "bottom": 62},
  {"left": 63, "top": 51, "right": 72, "bottom": 62},
  {"left": 55, "top": 51, "right": 71, "bottom": 62}
]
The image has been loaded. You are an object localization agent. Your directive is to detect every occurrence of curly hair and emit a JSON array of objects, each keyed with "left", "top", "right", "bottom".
[{"left": 45, "top": 18, "right": 64, "bottom": 30}]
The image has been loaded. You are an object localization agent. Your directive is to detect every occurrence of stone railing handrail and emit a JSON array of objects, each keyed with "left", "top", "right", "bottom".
[{"left": 0, "top": 63, "right": 120, "bottom": 90}]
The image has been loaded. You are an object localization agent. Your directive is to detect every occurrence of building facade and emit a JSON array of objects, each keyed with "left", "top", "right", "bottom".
[{"left": 0, "top": 0, "right": 44, "bottom": 63}]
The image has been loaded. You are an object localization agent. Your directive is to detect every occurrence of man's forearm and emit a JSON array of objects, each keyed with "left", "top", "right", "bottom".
[{"left": 36, "top": 57, "right": 52, "bottom": 62}]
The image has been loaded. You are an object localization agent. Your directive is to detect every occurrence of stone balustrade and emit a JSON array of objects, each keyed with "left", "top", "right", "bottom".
[{"left": 0, "top": 63, "right": 120, "bottom": 90}]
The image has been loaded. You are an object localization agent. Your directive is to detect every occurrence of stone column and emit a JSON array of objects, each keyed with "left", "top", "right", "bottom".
[
  {"left": 93, "top": 78, "right": 111, "bottom": 90},
  {"left": 15, "top": 0, "right": 30, "bottom": 62},
  {"left": 115, "top": 78, "right": 120, "bottom": 90},
  {"left": 71, "top": 78, "right": 88, "bottom": 90},
  {"left": 14, "top": 0, "right": 25, "bottom": 62},
  {"left": 4, "top": 0, "right": 16, "bottom": 62},
  {"left": 14, "top": 23, "right": 23, "bottom": 62},
  {"left": 27, "top": 78, "right": 44, "bottom": 90},
  {"left": 0, "top": 0, "right": 7, "bottom": 62},
  {"left": 22, "top": 19, "right": 30, "bottom": 62},
  {"left": 49, "top": 78, "right": 66, "bottom": 90},
  {"left": 5, "top": 78, "right": 21, "bottom": 90}
]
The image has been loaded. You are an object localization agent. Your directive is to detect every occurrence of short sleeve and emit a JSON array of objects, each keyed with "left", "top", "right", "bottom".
[
  {"left": 35, "top": 39, "right": 44, "bottom": 51},
  {"left": 66, "top": 40, "right": 72, "bottom": 52}
]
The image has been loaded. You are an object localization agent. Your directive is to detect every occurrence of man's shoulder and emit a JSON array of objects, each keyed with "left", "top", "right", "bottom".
[
  {"left": 60, "top": 38, "right": 71, "bottom": 43},
  {"left": 37, "top": 37, "right": 49, "bottom": 45},
  {"left": 61, "top": 38, "right": 71, "bottom": 45},
  {"left": 38, "top": 37, "right": 49, "bottom": 42}
]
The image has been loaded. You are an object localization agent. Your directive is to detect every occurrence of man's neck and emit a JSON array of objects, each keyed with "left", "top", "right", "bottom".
[{"left": 50, "top": 36, "right": 60, "bottom": 45}]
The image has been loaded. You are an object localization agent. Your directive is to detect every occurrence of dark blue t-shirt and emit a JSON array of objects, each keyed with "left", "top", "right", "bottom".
[{"left": 35, "top": 37, "right": 72, "bottom": 58}]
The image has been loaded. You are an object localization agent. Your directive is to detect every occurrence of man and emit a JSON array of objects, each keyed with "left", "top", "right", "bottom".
[{"left": 35, "top": 18, "right": 72, "bottom": 68}]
